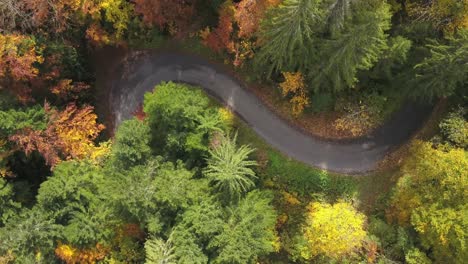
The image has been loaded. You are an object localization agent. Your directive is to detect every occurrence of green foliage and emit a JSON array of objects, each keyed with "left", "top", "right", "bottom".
[
  {"left": 178, "top": 198, "right": 224, "bottom": 241},
  {"left": 439, "top": 107, "right": 468, "bottom": 148},
  {"left": 256, "top": 0, "right": 326, "bottom": 76},
  {"left": 111, "top": 118, "right": 152, "bottom": 168},
  {"left": 309, "top": 93, "right": 335, "bottom": 113},
  {"left": 153, "top": 160, "right": 210, "bottom": 210},
  {"left": 36, "top": 161, "right": 114, "bottom": 246},
  {"left": 0, "top": 105, "right": 46, "bottom": 135},
  {"left": 368, "top": 217, "right": 414, "bottom": 261},
  {"left": 100, "top": 0, "right": 134, "bottom": 39},
  {"left": 312, "top": 0, "right": 392, "bottom": 92},
  {"left": 413, "top": 29, "right": 468, "bottom": 100},
  {"left": 371, "top": 36, "right": 413, "bottom": 80},
  {"left": 144, "top": 82, "right": 227, "bottom": 165},
  {"left": 204, "top": 133, "right": 257, "bottom": 201},
  {"left": 210, "top": 190, "right": 278, "bottom": 263},
  {"left": 390, "top": 142, "right": 468, "bottom": 263},
  {"left": 0, "top": 178, "right": 21, "bottom": 226},
  {"left": 0, "top": 208, "right": 63, "bottom": 263},
  {"left": 145, "top": 236, "right": 176, "bottom": 264},
  {"left": 36, "top": 161, "right": 103, "bottom": 221},
  {"left": 171, "top": 226, "right": 209, "bottom": 264},
  {"left": 266, "top": 151, "right": 330, "bottom": 196},
  {"left": 405, "top": 247, "right": 432, "bottom": 264}
]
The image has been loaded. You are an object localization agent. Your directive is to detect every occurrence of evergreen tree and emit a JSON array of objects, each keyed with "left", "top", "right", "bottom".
[
  {"left": 413, "top": 29, "right": 468, "bottom": 100},
  {"left": 111, "top": 118, "right": 152, "bottom": 169},
  {"left": 145, "top": 236, "right": 176, "bottom": 264},
  {"left": 255, "top": 0, "right": 326, "bottom": 76},
  {"left": 144, "top": 82, "right": 227, "bottom": 165},
  {"left": 210, "top": 190, "right": 278, "bottom": 263},
  {"left": 204, "top": 133, "right": 257, "bottom": 201},
  {"left": 312, "top": 0, "right": 392, "bottom": 92}
]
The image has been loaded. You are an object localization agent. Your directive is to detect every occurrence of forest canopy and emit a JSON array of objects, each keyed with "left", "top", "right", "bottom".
[{"left": 0, "top": 0, "right": 467, "bottom": 263}]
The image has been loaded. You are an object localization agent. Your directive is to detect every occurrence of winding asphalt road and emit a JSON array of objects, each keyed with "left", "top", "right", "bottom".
[{"left": 104, "top": 50, "right": 432, "bottom": 174}]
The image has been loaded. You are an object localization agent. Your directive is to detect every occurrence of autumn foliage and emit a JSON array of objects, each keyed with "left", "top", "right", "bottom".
[
  {"left": 0, "top": 34, "right": 43, "bottom": 102},
  {"left": 55, "top": 243, "right": 108, "bottom": 264},
  {"left": 203, "top": 0, "right": 280, "bottom": 66},
  {"left": 279, "top": 72, "right": 309, "bottom": 116},
  {"left": 203, "top": 1, "right": 236, "bottom": 54},
  {"left": 133, "top": 0, "right": 196, "bottom": 34},
  {"left": 301, "top": 201, "right": 367, "bottom": 260},
  {"left": 10, "top": 103, "right": 106, "bottom": 168},
  {"left": 235, "top": 0, "right": 281, "bottom": 38}
]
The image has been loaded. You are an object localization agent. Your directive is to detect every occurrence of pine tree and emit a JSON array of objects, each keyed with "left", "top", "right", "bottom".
[
  {"left": 413, "top": 29, "right": 468, "bottom": 100},
  {"left": 204, "top": 133, "right": 257, "bottom": 201},
  {"left": 312, "top": 0, "right": 392, "bottom": 92},
  {"left": 255, "top": 0, "right": 326, "bottom": 77}
]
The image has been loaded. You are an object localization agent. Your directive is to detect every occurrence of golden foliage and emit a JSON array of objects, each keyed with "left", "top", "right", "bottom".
[
  {"left": 86, "top": 23, "right": 112, "bottom": 47},
  {"left": 55, "top": 243, "right": 107, "bottom": 264},
  {"left": 279, "top": 72, "right": 309, "bottom": 116},
  {"left": 281, "top": 191, "right": 301, "bottom": 206},
  {"left": 388, "top": 141, "right": 467, "bottom": 262},
  {"left": 218, "top": 107, "right": 234, "bottom": 127},
  {"left": 301, "top": 201, "right": 367, "bottom": 260}
]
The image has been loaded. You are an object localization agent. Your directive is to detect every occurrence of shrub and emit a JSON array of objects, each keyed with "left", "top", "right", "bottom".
[{"left": 439, "top": 107, "right": 467, "bottom": 148}]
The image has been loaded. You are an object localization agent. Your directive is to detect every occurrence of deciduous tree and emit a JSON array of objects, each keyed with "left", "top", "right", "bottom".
[
  {"left": 279, "top": 71, "right": 309, "bottom": 116},
  {"left": 203, "top": 1, "right": 236, "bottom": 53},
  {"left": 10, "top": 103, "right": 106, "bottom": 167},
  {"left": 133, "top": 0, "right": 196, "bottom": 34},
  {"left": 0, "top": 34, "right": 43, "bottom": 102},
  {"left": 300, "top": 201, "right": 367, "bottom": 260},
  {"left": 388, "top": 141, "right": 468, "bottom": 263}
]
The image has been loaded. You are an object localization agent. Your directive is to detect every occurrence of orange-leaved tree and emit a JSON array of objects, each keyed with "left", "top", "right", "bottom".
[
  {"left": 203, "top": 1, "right": 236, "bottom": 54},
  {"left": 10, "top": 103, "right": 107, "bottom": 168},
  {"left": 133, "top": 0, "right": 196, "bottom": 35},
  {"left": 0, "top": 33, "right": 43, "bottom": 102},
  {"left": 234, "top": 0, "right": 281, "bottom": 38}
]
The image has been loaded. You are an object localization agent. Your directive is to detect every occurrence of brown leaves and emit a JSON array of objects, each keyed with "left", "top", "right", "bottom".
[
  {"left": 203, "top": 2, "right": 236, "bottom": 53},
  {"left": 133, "top": 0, "right": 196, "bottom": 33},
  {"left": 235, "top": 0, "right": 280, "bottom": 38},
  {"left": 10, "top": 103, "right": 105, "bottom": 168},
  {"left": 23, "top": 0, "right": 82, "bottom": 33},
  {"left": 203, "top": 0, "right": 281, "bottom": 66},
  {"left": 51, "top": 79, "right": 90, "bottom": 101}
]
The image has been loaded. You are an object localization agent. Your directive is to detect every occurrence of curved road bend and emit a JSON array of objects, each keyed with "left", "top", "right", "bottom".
[{"left": 104, "top": 51, "right": 432, "bottom": 174}]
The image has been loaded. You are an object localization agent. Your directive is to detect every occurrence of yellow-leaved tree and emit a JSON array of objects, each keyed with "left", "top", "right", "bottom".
[
  {"left": 388, "top": 141, "right": 467, "bottom": 263},
  {"left": 279, "top": 72, "right": 309, "bottom": 117},
  {"left": 300, "top": 201, "right": 367, "bottom": 260}
]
